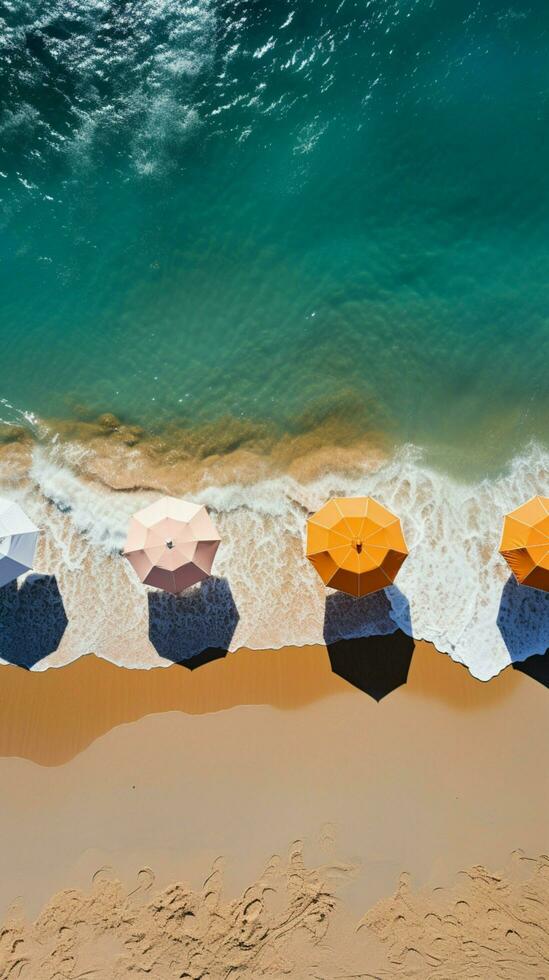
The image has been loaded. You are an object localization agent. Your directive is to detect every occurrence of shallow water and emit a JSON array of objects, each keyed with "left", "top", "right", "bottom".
[{"left": 1, "top": 0, "right": 549, "bottom": 471}]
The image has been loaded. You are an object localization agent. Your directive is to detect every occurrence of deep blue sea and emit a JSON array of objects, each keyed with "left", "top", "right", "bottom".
[{"left": 1, "top": 0, "right": 548, "bottom": 474}]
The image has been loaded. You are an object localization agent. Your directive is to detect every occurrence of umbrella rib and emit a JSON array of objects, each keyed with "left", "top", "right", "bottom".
[
  {"left": 324, "top": 547, "right": 354, "bottom": 585},
  {"left": 307, "top": 538, "right": 351, "bottom": 558},
  {"left": 332, "top": 499, "right": 358, "bottom": 539},
  {"left": 313, "top": 548, "right": 350, "bottom": 579},
  {"left": 527, "top": 547, "right": 549, "bottom": 570},
  {"left": 504, "top": 513, "right": 546, "bottom": 530},
  {"left": 379, "top": 565, "right": 395, "bottom": 585},
  {"left": 308, "top": 525, "right": 351, "bottom": 549},
  {"left": 500, "top": 514, "right": 549, "bottom": 550},
  {"left": 503, "top": 530, "right": 549, "bottom": 551},
  {"left": 361, "top": 515, "right": 403, "bottom": 546}
]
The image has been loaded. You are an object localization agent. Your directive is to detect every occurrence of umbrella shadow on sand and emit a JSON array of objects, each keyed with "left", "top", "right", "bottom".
[
  {"left": 323, "top": 586, "right": 414, "bottom": 701},
  {"left": 0, "top": 574, "right": 68, "bottom": 669},
  {"left": 497, "top": 575, "right": 549, "bottom": 688},
  {"left": 148, "top": 576, "right": 240, "bottom": 669}
]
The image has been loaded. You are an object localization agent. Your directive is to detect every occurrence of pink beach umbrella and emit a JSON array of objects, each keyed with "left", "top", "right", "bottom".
[{"left": 123, "top": 496, "right": 221, "bottom": 594}]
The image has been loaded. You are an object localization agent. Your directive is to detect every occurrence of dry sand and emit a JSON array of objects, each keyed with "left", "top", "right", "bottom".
[
  {"left": 0, "top": 640, "right": 548, "bottom": 977},
  {"left": 2, "top": 849, "right": 549, "bottom": 978}
]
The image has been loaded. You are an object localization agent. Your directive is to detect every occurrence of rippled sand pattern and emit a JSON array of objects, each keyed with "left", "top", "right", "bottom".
[
  {"left": 362, "top": 855, "right": 549, "bottom": 978},
  {"left": 2, "top": 850, "right": 548, "bottom": 978},
  {"left": 0, "top": 845, "right": 345, "bottom": 980}
]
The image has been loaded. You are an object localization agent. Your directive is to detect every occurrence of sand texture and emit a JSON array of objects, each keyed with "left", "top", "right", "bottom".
[
  {"left": 1, "top": 850, "right": 549, "bottom": 978},
  {"left": 361, "top": 854, "right": 549, "bottom": 978},
  {"left": 0, "top": 642, "right": 548, "bottom": 976},
  {"left": 0, "top": 641, "right": 548, "bottom": 923},
  {"left": 0, "top": 640, "right": 539, "bottom": 767}
]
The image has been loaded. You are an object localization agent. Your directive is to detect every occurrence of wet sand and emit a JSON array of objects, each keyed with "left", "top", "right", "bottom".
[
  {"left": 0, "top": 410, "right": 386, "bottom": 491},
  {"left": 0, "top": 640, "right": 523, "bottom": 766},
  {"left": 0, "top": 639, "right": 547, "bottom": 971}
]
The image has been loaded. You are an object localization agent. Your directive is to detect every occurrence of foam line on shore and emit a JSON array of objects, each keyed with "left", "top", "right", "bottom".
[{"left": 0, "top": 438, "right": 548, "bottom": 678}]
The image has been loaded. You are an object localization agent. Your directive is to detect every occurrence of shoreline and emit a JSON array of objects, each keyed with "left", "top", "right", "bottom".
[
  {"left": 0, "top": 640, "right": 540, "bottom": 766},
  {"left": 0, "top": 407, "right": 389, "bottom": 489},
  {"left": 1, "top": 431, "right": 549, "bottom": 681}
]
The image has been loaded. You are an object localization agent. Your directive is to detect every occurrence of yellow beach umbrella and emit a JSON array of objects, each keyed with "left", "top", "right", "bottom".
[
  {"left": 306, "top": 496, "right": 408, "bottom": 597},
  {"left": 499, "top": 495, "right": 549, "bottom": 591}
]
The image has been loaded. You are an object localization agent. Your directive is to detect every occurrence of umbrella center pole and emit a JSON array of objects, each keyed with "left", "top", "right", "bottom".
[
  {"left": 166, "top": 539, "right": 174, "bottom": 550},
  {"left": 354, "top": 539, "right": 363, "bottom": 554}
]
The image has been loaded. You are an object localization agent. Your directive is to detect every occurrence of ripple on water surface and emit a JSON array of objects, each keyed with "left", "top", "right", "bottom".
[{"left": 0, "top": 1, "right": 548, "bottom": 462}]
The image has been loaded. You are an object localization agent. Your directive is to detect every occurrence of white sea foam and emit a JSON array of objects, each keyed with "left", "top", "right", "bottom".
[{"left": 1, "top": 440, "right": 549, "bottom": 678}]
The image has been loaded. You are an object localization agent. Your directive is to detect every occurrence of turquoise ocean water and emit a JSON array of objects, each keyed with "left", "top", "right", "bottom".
[
  {"left": 1, "top": 0, "right": 549, "bottom": 679},
  {"left": 1, "top": 0, "right": 548, "bottom": 474}
]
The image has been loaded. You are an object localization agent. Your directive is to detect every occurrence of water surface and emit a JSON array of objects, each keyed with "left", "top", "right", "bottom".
[{"left": 1, "top": 0, "right": 548, "bottom": 473}]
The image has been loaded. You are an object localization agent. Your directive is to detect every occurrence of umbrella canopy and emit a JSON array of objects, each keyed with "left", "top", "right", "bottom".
[
  {"left": 499, "top": 495, "right": 549, "bottom": 591},
  {"left": 123, "top": 496, "right": 221, "bottom": 594},
  {"left": 306, "top": 496, "right": 408, "bottom": 597},
  {"left": 0, "top": 497, "right": 39, "bottom": 588}
]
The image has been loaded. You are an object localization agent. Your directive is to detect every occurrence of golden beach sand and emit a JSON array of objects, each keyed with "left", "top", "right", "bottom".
[{"left": 0, "top": 640, "right": 548, "bottom": 977}]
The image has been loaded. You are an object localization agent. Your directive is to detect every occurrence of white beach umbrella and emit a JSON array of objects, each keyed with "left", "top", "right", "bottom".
[{"left": 0, "top": 497, "right": 39, "bottom": 588}]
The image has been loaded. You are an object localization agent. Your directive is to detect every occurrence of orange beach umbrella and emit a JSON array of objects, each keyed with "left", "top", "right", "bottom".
[
  {"left": 306, "top": 496, "right": 408, "bottom": 597},
  {"left": 499, "top": 495, "right": 549, "bottom": 592}
]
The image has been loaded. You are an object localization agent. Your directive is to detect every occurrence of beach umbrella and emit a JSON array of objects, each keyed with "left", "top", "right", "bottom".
[
  {"left": 0, "top": 497, "right": 39, "bottom": 588},
  {"left": 499, "top": 495, "right": 549, "bottom": 592},
  {"left": 306, "top": 496, "right": 408, "bottom": 597},
  {"left": 123, "top": 496, "right": 221, "bottom": 594}
]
